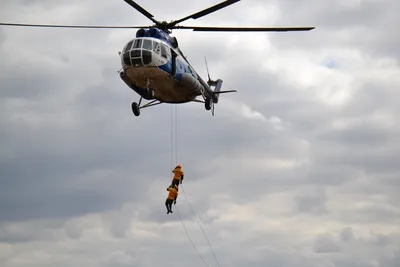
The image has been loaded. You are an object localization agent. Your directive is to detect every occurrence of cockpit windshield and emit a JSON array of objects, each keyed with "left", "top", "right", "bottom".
[
  {"left": 124, "top": 38, "right": 159, "bottom": 51},
  {"left": 123, "top": 40, "right": 133, "bottom": 52},
  {"left": 142, "top": 39, "right": 152, "bottom": 50},
  {"left": 132, "top": 39, "right": 142, "bottom": 49},
  {"left": 122, "top": 38, "right": 170, "bottom": 67}
]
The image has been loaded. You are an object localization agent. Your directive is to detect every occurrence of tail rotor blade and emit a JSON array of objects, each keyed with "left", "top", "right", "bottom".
[{"left": 204, "top": 56, "right": 211, "bottom": 81}]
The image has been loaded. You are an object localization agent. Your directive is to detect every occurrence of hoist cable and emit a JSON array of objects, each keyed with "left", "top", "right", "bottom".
[
  {"left": 169, "top": 104, "right": 209, "bottom": 267},
  {"left": 171, "top": 104, "right": 222, "bottom": 267},
  {"left": 181, "top": 184, "right": 222, "bottom": 267},
  {"left": 175, "top": 203, "right": 210, "bottom": 267},
  {"left": 170, "top": 105, "right": 173, "bottom": 174},
  {"left": 175, "top": 105, "right": 178, "bottom": 165}
]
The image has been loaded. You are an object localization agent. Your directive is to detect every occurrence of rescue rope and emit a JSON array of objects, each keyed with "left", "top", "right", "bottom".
[
  {"left": 169, "top": 105, "right": 178, "bottom": 166},
  {"left": 174, "top": 105, "right": 221, "bottom": 267},
  {"left": 170, "top": 104, "right": 210, "bottom": 267},
  {"left": 175, "top": 203, "right": 210, "bottom": 267},
  {"left": 170, "top": 103, "right": 222, "bottom": 267},
  {"left": 180, "top": 184, "right": 221, "bottom": 267},
  {"left": 175, "top": 104, "right": 178, "bottom": 165},
  {"left": 170, "top": 105, "right": 174, "bottom": 173}
]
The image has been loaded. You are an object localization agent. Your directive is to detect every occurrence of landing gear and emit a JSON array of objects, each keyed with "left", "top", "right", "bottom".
[
  {"left": 132, "top": 102, "right": 140, "bottom": 116},
  {"left": 204, "top": 98, "right": 215, "bottom": 116},
  {"left": 130, "top": 96, "right": 162, "bottom": 117},
  {"left": 205, "top": 98, "right": 212, "bottom": 110}
]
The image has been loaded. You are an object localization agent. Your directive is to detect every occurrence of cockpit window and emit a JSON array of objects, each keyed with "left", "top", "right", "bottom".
[
  {"left": 142, "top": 39, "right": 152, "bottom": 50},
  {"left": 124, "top": 40, "right": 133, "bottom": 52},
  {"left": 133, "top": 39, "right": 142, "bottom": 49}
]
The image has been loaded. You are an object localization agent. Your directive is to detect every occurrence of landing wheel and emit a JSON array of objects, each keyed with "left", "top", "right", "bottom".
[
  {"left": 205, "top": 98, "right": 212, "bottom": 111},
  {"left": 132, "top": 102, "right": 140, "bottom": 116}
]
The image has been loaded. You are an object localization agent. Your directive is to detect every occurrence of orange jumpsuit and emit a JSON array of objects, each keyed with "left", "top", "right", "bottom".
[
  {"left": 165, "top": 186, "right": 178, "bottom": 214},
  {"left": 171, "top": 166, "right": 184, "bottom": 186}
]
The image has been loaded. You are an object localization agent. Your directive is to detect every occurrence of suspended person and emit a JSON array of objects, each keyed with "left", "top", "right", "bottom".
[
  {"left": 165, "top": 184, "right": 178, "bottom": 214},
  {"left": 171, "top": 164, "right": 184, "bottom": 187}
]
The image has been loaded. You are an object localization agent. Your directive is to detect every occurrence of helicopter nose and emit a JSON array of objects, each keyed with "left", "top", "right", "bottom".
[
  {"left": 122, "top": 49, "right": 140, "bottom": 66},
  {"left": 121, "top": 47, "right": 152, "bottom": 67},
  {"left": 121, "top": 40, "right": 152, "bottom": 67},
  {"left": 121, "top": 38, "right": 155, "bottom": 67}
]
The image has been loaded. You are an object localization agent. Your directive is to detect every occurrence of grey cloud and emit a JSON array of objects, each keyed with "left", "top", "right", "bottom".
[
  {"left": 0, "top": 219, "right": 65, "bottom": 243},
  {"left": 313, "top": 233, "right": 340, "bottom": 253},
  {"left": 294, "top": 187, "right": 327, "bottom": 214},
  {"left": 339, "top": 203, "right": 400, "bottom": 224},
  {"left": 311, "top": 229, "right": 400, "bottom": 267},
  {"left": 369, "top": 232, "right": 392, "bottom": 247},
  {"left": 98, "top": 250, "right": 143, "bottom": 267},
  {"left": 268, "top": 0, "right": 400, "bottom": 58},
  {"left": 340, "top": 227, "right": 354, "bottom": 242},
  {"left": 378, "top": 249, "right": 400, "bottom": 267},
  {"left": 1, "top": 0, "right": 400, "bottom": 266},
  {"left": 275, "top": 0, "right": 389, "bottom": 28},
  {"left": 0, "top": 28, "right": 4, "bottom": 46}
]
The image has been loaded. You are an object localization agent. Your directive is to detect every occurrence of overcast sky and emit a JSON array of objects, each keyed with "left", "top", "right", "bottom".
[{"left": 1, "top": 0, "right": 399, "bottom": 266}]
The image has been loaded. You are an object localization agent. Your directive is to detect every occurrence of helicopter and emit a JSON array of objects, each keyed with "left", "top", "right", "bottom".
[{"left": 0, "top": 0, "right": 314, "bottom": 117}]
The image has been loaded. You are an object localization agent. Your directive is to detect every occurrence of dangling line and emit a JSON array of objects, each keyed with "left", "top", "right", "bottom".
[
  {"left": 176, "top": 204, "right": 210, "bottom": 267},
  {"left": 181, "top": 185, "right": 222, "bottom": 267},
  {"left": 169, "top": 105, "right": 173, "bottom": 180},
  {"left": 175, "top": 104, "right": 178, "bottom": 165},
  {"left": 169, "top": 104, "right": 210, "bottom": 267},
  {"left": 173, "top": 104, "right": 222, "bottom": 267}
]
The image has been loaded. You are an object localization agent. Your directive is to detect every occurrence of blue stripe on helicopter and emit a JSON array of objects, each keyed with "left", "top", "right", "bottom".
[
  {"left": 158, "top": 60, "right": 172, "bottom": 74},
  {"left": 157, "top": 58, "right": 197, "bottom": 82}
]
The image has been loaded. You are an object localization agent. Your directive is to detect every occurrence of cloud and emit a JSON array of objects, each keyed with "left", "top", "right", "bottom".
[
  {"left": 0, "top": 0, "right": 399, "bottom": 266},
  {"left": 313, "top": 232, "right": 341, "bottom": 253}
]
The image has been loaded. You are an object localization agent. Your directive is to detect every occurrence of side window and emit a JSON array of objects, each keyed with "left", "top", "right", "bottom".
[
  {"left": 161, "top": 44, "right": 168, "bottom": 59},
  {"left": 153, "top": 42, "right": 160, "bottom": 54}
]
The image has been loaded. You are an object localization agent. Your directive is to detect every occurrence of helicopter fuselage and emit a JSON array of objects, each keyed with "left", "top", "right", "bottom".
[
  {"left": 0, "top": 0, "right": 312, "bottom": 116},
  {"left": 119, "top": 32, "right": 210, "bottom": 104}
]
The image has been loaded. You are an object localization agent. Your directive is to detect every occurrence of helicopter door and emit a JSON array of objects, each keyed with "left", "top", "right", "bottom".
[{"left": 171, "top": 49, "right": 177, "bottom": 77}]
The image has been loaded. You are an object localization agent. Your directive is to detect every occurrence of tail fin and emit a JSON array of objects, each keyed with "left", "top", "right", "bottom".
[{"left": 204, "top": 56, "right": 237, "bottom": 104}]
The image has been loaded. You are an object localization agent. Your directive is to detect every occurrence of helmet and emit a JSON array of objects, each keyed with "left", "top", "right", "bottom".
[{"left": 176, "top": 164, "right": 182, "bottom": 168}]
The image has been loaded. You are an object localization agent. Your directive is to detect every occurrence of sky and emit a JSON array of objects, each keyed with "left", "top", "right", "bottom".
[{"left": 0, "top": 0, "right": 399, "bottom": 266}]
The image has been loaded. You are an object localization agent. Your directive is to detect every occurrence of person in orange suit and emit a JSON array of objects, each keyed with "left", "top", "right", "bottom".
[
  {"left": 171, "top": 164, "right": 184, "bottom": 187},
  {"left": 165, "top": 184, "right": 178, "bottom": 214}
]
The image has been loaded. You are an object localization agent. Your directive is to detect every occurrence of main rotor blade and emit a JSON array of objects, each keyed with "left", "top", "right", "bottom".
[
  {"left": 0, "top": 22, "right": 149, "bottom": 29},
  {"left": 168, "top": 0, "right": 240, "bottom": 27},
  {"left": 175, "top": 26, "right": 315, "bottom": 32},
  {"left": 122, "top": 0, "right": 159, "bottom": 25}
]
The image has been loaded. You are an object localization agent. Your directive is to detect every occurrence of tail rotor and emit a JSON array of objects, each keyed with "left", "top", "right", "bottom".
[
  {"left": 203, "top": 56, "right": 237, "bottom": 116},
  {"left": 204, "top": 56, "right": 214, "bottom": 115}
]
